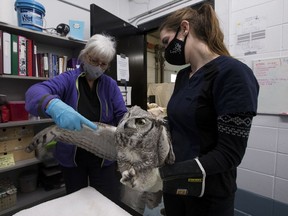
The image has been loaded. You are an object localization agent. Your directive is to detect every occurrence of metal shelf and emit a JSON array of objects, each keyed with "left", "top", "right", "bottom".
[
  {"left": 0, "top": 187, "right": 66, "bottom": 216},
  {"left": 0, "top": 22, "right": 70, "bottom": 216},
  {"left": 0, "top": 158, "right": 40, "bottom": 174},
  {"left": 0, "top": 74, "right": 48, "bottom": 81},
  {"left": 0, "top": 22, "right": 86, "bottom": 49},
  {"left": 0, "top": 119, "right": 53, "bottom": 129}
]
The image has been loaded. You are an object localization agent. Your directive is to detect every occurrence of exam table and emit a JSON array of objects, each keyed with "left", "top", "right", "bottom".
[{"left": 13, "top": 187, "right": 132, "bottom": 216}]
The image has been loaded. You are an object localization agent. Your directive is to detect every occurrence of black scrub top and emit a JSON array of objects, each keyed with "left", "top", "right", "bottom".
[{"left": 167, "top": 55, "right": 259, "bottom": 163}]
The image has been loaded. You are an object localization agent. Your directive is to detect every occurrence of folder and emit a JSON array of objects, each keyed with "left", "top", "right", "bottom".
[
  {"left": 26, "top": 38, "right": 33, "bottom": 77},
  {"left": 0, "top": 30, "right": 3, "bottom": 75},
  {"left": 18, "top": 35, "right": 27, "bottom": 76},
  {"left": 3, "top": 32, "right": 11, "bottom": 75},
  {"left": 33, "top": 44, "right": 38, "bottom": 77},
  {"left": 11, "top": 34, "right": 19, "bottom": 76}
]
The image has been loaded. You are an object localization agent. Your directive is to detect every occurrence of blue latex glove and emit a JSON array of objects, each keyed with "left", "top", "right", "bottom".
[{"left": 45, "top": 98, "right": 97, "bottom": 131}]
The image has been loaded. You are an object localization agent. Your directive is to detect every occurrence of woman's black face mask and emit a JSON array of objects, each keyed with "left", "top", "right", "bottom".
[{"left": 164, "top": 27, "right": 188, "bottom": 65}]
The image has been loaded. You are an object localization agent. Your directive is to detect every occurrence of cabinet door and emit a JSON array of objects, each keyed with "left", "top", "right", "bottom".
[{"left": 90, "top": 4, "right": 147, "bottom": 109}]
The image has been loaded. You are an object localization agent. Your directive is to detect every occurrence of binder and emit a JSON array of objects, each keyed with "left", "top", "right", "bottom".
[
  {"left": 33, "top": 44, "right": 38, "bottom": 77},
  {"left": 36, "top": 53, "right": 44, "bottom": 77},
  {"left": 63, "top": 55, "right": 68, "bottom": 72},
  {"left": 47, "top": 53, "right": 53, "bottom": 78},
  {"left": 52, "top": 54, "right": 58, "bottom": 77},
  {"left": 11, "top": 34, "right": 19, "bottom": 76},
  {"left": 0, "top": 30, "right": 3, "bottom": 75},
  {"left": 18, "top": 35, "right": 27, "bottom": 76},
  {"left": 26, "top": 38, "right": 33, "bottom": 77},
  {"left": 58, "top": 56, "right": 64, "bottom": 74},
  {"left": 43, "top": 53, "right": 49, "bottom": 78},
  {"left": 3, "top": 32, "right": 11, "bottom": 75}
]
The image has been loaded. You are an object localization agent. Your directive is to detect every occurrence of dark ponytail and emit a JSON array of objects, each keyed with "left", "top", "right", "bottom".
[{"left": 197, "top": 3, "right": 230, "bottom": 56}]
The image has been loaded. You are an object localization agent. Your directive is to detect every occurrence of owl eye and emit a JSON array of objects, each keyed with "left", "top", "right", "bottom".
[{"left": 135, "top": 118, "right": 146, "bottom": 125}]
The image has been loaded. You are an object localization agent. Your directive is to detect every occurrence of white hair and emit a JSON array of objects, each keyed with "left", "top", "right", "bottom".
[{"left": 78, "top": 33, "right": 116, "bottom": 63}]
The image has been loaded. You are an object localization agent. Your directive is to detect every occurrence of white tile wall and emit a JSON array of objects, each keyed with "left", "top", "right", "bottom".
[
  {"left": 274, "top": 177, "right": 288, "bottom": 203},
  {"left": 284, "top": 0, "right": 288, "bottom": 23},
  {"left": 231, "top": 0, "right": 283, "bottom": 28},
  {"left": 276, "top": 153, "right": 288, "bottom": 179},
  {"left": 252, "top": 115, "right": 279, "bottom": 127},
  {"left": 278, "top": 116, "right": 288, "bottom": 129},
  {"left": 229, "top": 0, "right": 284, "bottom": 57},
  {"left": 237, "top": 168, "right": 274, "bottom": 198},
  {"left": 239, "top": 148, "right": 276, "bottom": 175},
  {"left": 238, "top": 116, "right": 288, "bottom": 203},
  {"left": 231, "top": 0, "right": 273, "bottom": 12},
  {"left": 277, "top": 129, "right": 288, "bottom": 153},
  {"left": 264, "top": 25, "right": 282, "bottom": 53},
  {"left": 248, "top": 126, "right": 277, "bottom": 151},
  {"left": 215, "top": 0, "right": 230, "bottom": 47},
  {"left": 283, "top": 24, "right": 288, "bottom": 50},
  {"left": 221, "top": 0, "right": 288, "bottom": 205}
]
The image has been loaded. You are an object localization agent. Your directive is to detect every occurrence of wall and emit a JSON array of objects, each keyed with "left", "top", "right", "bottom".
[
  {"left": 131, "top": 0, "right": 288, "bottom": 215},
  {"left": 226, "top": 0, "right": 288, "bottom": 215},
  {"left": 128, "top": 0, "right": 206, "bottom": 27},
  {"left": 1, "top": 0, "right": 288, "bottom": 215},
  {"left": 0, "top": 0, "right": 130, "bottom": 40}
]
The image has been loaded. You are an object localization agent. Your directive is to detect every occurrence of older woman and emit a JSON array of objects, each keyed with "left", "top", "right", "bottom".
[{"left": 25, "top": 33, "right": 127, "bottom": 202}]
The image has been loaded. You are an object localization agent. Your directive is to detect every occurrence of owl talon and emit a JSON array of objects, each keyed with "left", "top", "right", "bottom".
[{"left": 120, "top": 168, "right": 136, "bottom": 186}]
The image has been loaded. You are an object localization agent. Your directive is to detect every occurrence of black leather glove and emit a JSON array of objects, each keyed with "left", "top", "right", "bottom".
[{"left": 159, "top": 158, "right": 206, "bottom": 197}]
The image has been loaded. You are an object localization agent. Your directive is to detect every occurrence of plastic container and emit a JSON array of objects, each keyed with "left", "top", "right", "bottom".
[
  {"left": 14, "top": 0, "right": 46, "bottom": 32},
  {"left": 8, "top": 101, "right": 29, "bottom": 121}
]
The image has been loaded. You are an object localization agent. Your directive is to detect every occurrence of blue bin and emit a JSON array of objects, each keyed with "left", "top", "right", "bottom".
[{"left": 14, "top": 0, "right": 46, "bottom": 32}]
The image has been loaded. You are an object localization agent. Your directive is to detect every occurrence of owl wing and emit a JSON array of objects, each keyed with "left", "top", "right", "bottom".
[
  {"left": 157, "top": 121, "right": 175, "bottom": 166},
  {"left": 26, "top": 122, "right": 118, "bottom": 161}
]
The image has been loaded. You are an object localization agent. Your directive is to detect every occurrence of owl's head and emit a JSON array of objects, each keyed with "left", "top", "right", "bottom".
[{"left": 116, "top": 106, "right": 166, "bottom": 139}]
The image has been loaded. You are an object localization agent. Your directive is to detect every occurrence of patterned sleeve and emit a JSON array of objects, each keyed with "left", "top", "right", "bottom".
[
  {"left": 218, "top": 112, "right": 254, "bottom": 139},
  {"left": 199, "top": 112, "right": 254, "bottom": 175}
]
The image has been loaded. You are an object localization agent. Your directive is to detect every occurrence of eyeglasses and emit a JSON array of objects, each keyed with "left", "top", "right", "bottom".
[{"left": 87, "top": 54, "right": 108, "bottom": 69}]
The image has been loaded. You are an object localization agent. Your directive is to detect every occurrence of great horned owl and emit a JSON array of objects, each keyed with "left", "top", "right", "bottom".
[
  {"left": 115, "top": 106, "right": 174, "bottom": 191},
  {"left": 26, "top": 106, "right": 175, "bottom": 192}
]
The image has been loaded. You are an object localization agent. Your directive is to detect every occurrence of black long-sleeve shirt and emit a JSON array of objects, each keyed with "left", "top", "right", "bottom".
[{"left": 167, "top": 55, "right": 259, "bottom": 196}]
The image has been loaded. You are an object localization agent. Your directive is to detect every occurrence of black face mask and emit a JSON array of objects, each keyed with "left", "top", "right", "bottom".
[{"left": 164, "top": 28, "right": 187, "bottom": 65}]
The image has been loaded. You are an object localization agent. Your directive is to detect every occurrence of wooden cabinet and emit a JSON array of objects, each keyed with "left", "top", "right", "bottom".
[{"left": 0, "top": 22, "right": 85, "bottom": 216}]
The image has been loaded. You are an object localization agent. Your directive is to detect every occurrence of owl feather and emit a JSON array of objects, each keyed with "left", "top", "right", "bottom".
[{"left": 25, "top": 106, "right": 175, "bottom": 192}]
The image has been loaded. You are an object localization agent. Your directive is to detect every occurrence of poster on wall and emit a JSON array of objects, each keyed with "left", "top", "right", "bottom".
[
  {"left": 234, "top": 15, "right": 266, "bottom": 56},
  {"left": 117, "top": 54, "right": 129, "bottom": 81},
  {"left": 252, "top": 57, "right": 288, "bottom": 114}
]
